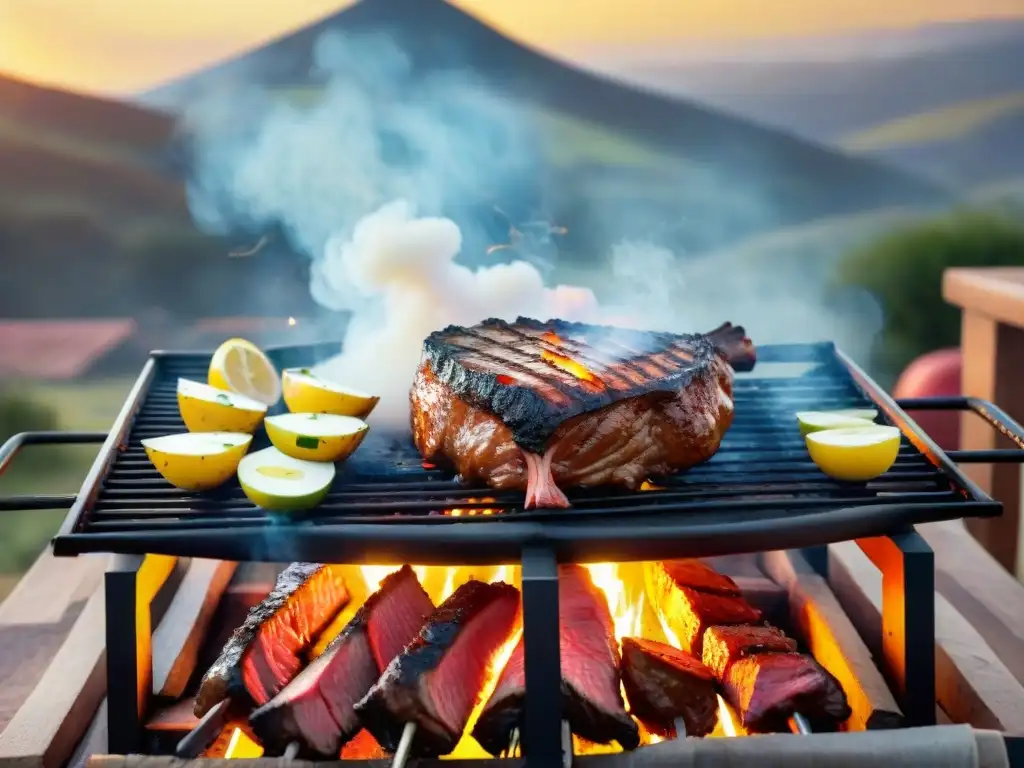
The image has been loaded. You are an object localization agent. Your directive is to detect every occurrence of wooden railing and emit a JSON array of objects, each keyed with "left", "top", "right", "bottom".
[{"left": 944, "top": 267, "right": 1024, "bottom": 575}]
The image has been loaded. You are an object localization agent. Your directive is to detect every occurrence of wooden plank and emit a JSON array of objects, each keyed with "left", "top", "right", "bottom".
[
  {"left": 828, "top": 541, "right": 1024, "bottom": 732},
  {"left": 731, "top": 575, "right": 788, "bottom": 622},
  {"left": 760, "top": 550, "right": 902, "bottom": 730},
  {"left": 152, "top": 560, "right": 237, "bottom": 700},
  {"left": 958, "top": 312, "right": 1024, "bottom": 572},
  {"left": 68, "top": 701, "right": 107, "bottom": 768},
  {"left": 0, "top": 586, "right": 106, "bottom": 768},
  {"left": 0, "top": 552, "right": 107, "bottom": 627},
  {"left": 921, "top": 521, "right": 1024, "bottom": 686}
]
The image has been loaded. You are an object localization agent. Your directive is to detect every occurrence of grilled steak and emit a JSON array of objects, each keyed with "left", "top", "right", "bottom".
[
  {"left": 659, "top": 559, "right": 745, "bottom": 597},
  {"left": 195, "top": 563, "right": 348, "bottom": 717},
  {"left": 411, "top": 317, "right": 755, "bottom": 508},
  {"left": 645, "top": 560, "right": 850, "bottom": 731},
  {"left": 473, "top": 565, "right": 640, "bottom": 755},
  {"left": 702, "top": 625, "right": 798, "bottom": 679},
  {"left": 249, "top": 566, "right": 433, "bottom": 757},
  {"left": 722, "top": 652, "right": 852, "bottom": 731},
  {"left": 644, "top": 561, "right": 761, "bottom": 655},
  {"left": 620, "top": 637, "right": 718, "bottom": 738},
  {"left": 355, "top": 579, "right": 521, "bottom": 757}
]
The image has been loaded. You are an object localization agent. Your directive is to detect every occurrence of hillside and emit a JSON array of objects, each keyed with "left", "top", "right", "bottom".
[
  {"left": 588, "top": 21, "right": 1024, "bottom": 188},
  {"left": 0, "top": 74, "right": 320, "bottom": 320},
  {"left": 141, "top": 0, "right": 951, "bottom": 260}
]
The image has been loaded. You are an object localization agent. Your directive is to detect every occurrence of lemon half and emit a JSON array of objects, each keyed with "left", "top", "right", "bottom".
[
  {"left": 142, "top": 432, "right": 252, "bottom": 491},
  {"left": 796, "top": 410, "right": 877, "bottom": 436},
  {"left": 281, "top": 368, "right": 380, "bottom": 418},
  {"left": 177, "top": 378, "right": 267, "bottom": 434},
  {"left": 265, "top": 412, "right": 369, "bottom": 462},
  {"left": 806, "top": 426, "right": 901, "bottom": 481},
  {"left": 238, "top": 447, "right": 335, "bottom": 511},
  {"left": 208, "top": 338, "right": 281, "bottom": 407}
]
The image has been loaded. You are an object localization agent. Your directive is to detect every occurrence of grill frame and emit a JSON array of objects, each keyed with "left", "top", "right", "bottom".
[{"left": 48, "top": 340, "right": 1005, "bottom": 563}]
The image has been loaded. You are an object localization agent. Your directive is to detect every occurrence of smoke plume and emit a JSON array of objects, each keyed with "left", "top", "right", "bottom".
[{"left": 181, "top": 27, "right": 885, "bottom": 429}]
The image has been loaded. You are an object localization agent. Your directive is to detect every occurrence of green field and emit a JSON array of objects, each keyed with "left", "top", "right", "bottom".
[
  {"left": 840, "top": 91, "right": 1024, "bottom": 152},
  {"left": 0, "top": 377, "right": 134, "bottom": 592}
]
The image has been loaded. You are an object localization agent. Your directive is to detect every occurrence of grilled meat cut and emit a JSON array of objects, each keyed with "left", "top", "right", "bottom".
[
  {"left": 355, "top": 579, "right": 521, "bottom": 757},
  {"left": 473, "top": 564, "right": 640, "bottom": 755},
  {"left": 645, "top": 559, "right": 851, "bottom": 731},
  {"left": 249, "top": 566, "right": 433, "bottom": 757},
  {"left": 411, "top": 317, "right": 755, "bottom": 508},
  {"left": 722, "top": 652, "right": 852, "bottom": 731},
  {"left": 658, "top": 559, "right": 745, "bottom": 597},
  {"left": 644, "top": 560, "right": 761, "bottom": 655},
  {"left": 701, "top": 625, "right": 798, "bottom": 679},
  {"left": 620, "top": 637, "right": 718, "bottom": 738},
  {"left": 195, "top": 563, "right": 348, "bottom": 717}
]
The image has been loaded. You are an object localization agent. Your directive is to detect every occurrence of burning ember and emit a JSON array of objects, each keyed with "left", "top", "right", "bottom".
[
  {"left": 192, "top": 557, "right": 841, "bottom": 764},
  {"left": 539, "top": 331, "right": 604, "bottom": 387},
  {"left": 445, "top": 497, "right": 499, "bottom": 517}
]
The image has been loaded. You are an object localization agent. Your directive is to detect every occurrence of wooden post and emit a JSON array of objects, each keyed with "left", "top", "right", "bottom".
[{"left": 943, "top": 267, "right": 1024, "bottom": 574}]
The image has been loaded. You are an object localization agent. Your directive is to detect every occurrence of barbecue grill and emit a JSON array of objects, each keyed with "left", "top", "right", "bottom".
[{"left": 5, "top": 338, "right": 1024, "bottom": 766}]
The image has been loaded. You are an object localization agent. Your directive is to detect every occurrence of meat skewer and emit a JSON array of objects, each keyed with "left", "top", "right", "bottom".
[
  {"left": 620, "top": 636, "right": 718, "bottom": 738},
  {"left": 791, "top": 713, "right": 812, "bottom": 734},
  {"left": 646, "top": 559, "right": 851, "bottom": 731},
  {"left": 195, "top": 563, "right": 349, "bottom": 717},
  {"left": 473, "top": 565, "right": 640, "bottom": 757},
  {"left": 249, "top": 565, "right": 434, "bottom": 757},
  {"left": 411, "top": 317, "right": 755, "bottom": 509},
  {"left": 175, "top": 699, "right": 232, "bottom": 758},
  {"left": 355, "top": 579, "right": 521, "bottom": 763},
  {"left": 500, "top": 723, "right": 573, "bottom": 768}
]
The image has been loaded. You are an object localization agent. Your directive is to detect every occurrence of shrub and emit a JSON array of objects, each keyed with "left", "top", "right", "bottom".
[
  {"left": 0, "top": 388, "right": 60, "bottom": 470},
  {"left": 833, "top": 209, "right": 1024, "bottom": 380}
]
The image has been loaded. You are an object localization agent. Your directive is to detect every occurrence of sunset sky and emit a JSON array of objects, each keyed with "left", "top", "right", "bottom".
[{"left": 3, "top": 0, "right": 1024, "bottom": 96}]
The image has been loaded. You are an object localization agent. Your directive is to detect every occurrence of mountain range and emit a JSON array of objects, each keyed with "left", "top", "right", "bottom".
[
  {"left": 3, "top": 0, "right": 1003, "bottom": 321},
  {"left": 584, "top": 19, "right": 1024, "bottom": 190}
]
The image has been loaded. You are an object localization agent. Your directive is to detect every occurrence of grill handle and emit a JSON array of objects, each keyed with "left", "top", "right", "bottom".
[
  {"left": 0, "top": 431, "right": 108, "bottom": 512},
  {"left": 895, "top": 397, "right": 1024, "bottom": 463}
]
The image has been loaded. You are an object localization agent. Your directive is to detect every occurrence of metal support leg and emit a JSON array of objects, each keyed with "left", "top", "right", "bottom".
[
  {"left": 857, "top": 529, "right": 935, "bottom": 727},
  {"left": 520, "top": 545, "right": 563, "bottom": 766},
  {"left": 105, "top": 554, "right": 178, "bottom": 755},
  {"left": 801, "top": 545, "right": 829, "bottom": 578}
]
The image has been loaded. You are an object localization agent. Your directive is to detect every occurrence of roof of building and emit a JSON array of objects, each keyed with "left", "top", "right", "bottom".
[{"left": 0, "top": 319, "right": 138, "bottom": 381}]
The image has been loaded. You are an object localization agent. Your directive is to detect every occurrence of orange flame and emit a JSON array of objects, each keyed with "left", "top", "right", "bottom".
[
  {"left": 224, "top": 728, "right": 263, "bottom": 759},
  {"left": 541, "top": 349, "right": 601, "bottom": 385},
  {"left": 716, "top": 695, "right": 741, "bottom": 737},
  {"left": 244, "top": 561, "right": 745, "bottom": 761},
  {"left": 446, "top": 497, "right": 500, "bottom": 517}
]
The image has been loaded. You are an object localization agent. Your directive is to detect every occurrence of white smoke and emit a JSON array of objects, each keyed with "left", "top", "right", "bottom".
[
  {"left": 311, "top": 199, "right": 598, "bottom": 427},
  {"left": 180, "top": 28, "right": 889, "bottom": 431}
]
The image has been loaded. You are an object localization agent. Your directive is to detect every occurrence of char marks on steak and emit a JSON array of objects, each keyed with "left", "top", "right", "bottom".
[
  {"left": 355, "top": 579, "right": 521, "bottom": 757},
  {"left": 473, "top": 565, "right": 640, "bottom": 756},
  {"left": 411, "top": 317, "right": 755, "bottom": 509},
  {"left": 249, "top": 566, "right": 433, "bottom": 757},
  {"left": 644, "top": 560, "right": 761, "bottom": 655},
  {"left": 701, "top": 624, "right": 798, "bottom": 679},
  {"left": 195, "top": 563, "right": 348, "bottom": 717},
  {"left": 620, "top": 637, "right": 718, "bottom": 738},
  {"left": 722, "top": 652, "right": 852, "bottom": 731}
]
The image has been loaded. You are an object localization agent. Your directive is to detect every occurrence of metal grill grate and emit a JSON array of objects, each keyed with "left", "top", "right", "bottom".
[{"left": 50, "top": 341, "right": 1002, "bottom": 563}]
